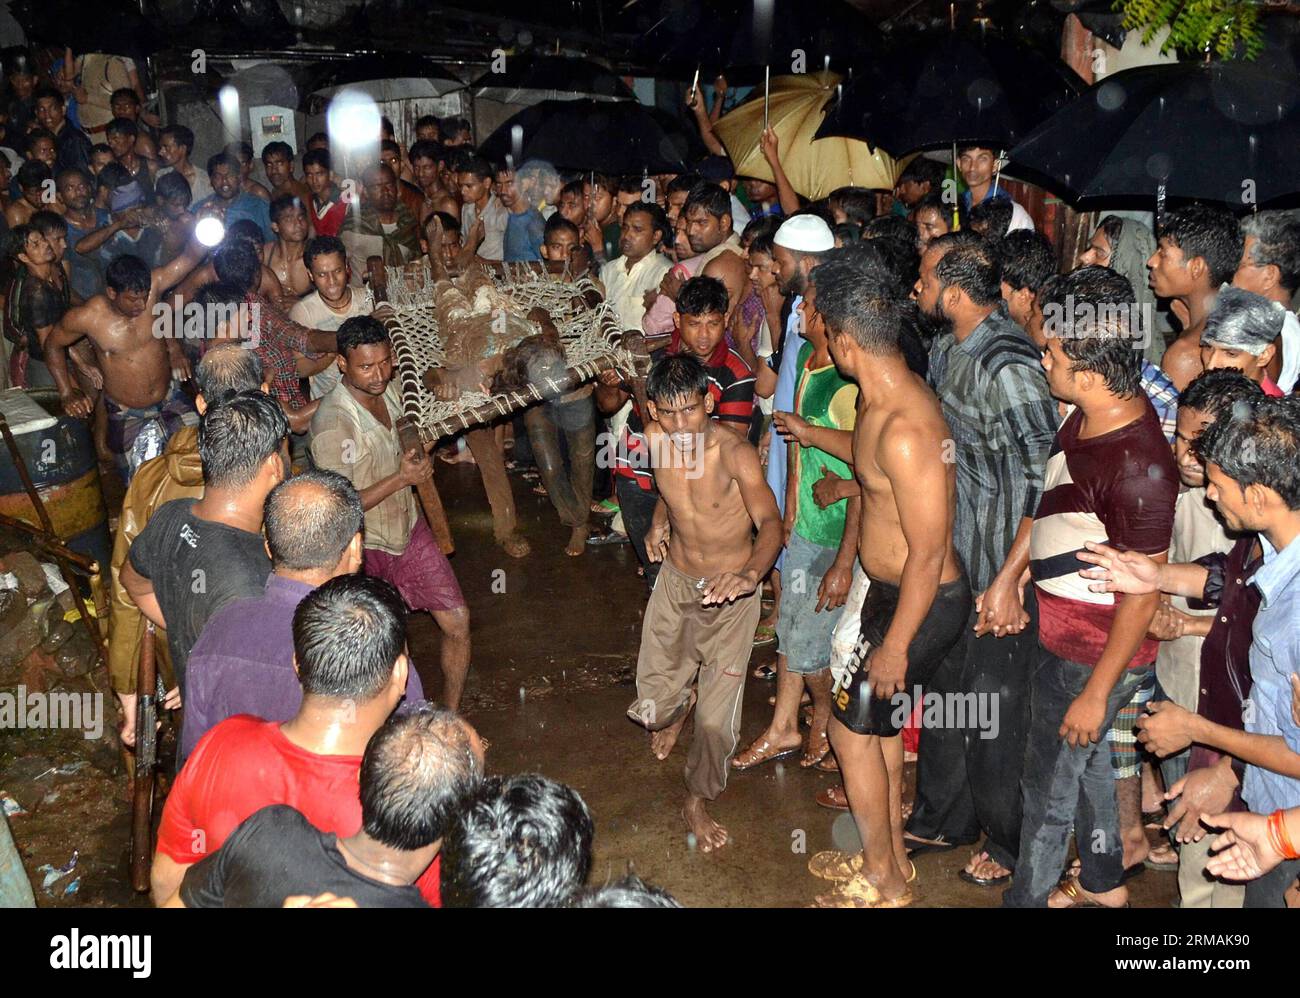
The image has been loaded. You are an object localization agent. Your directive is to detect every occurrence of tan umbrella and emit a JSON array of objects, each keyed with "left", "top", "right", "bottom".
[{"left": 714, "top": 71, "right": 895, "bottom": 199}]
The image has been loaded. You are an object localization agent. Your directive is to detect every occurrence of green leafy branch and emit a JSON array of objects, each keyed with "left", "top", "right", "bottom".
[{"left": 1115, "top": 0, "right": 1265, "bottom": 60}]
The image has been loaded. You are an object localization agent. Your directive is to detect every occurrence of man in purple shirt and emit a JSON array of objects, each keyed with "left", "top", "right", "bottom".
[{"left": 181, "top": 469, "right": 424, "bottom": 760}]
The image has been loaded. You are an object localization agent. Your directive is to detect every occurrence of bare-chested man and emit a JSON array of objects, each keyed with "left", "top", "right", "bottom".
[
  {"left": 627, "top": 354, "right": 782, "bottom": 853},
  {"left": 45, "top": 228, "right": 208, "bottom": 483},
  {"left": 6, "top": 161, "right": 53, "bottom": 229},
  {"left": 408, "top": 140, "right": 460, "bottom": 222},
  {"left": 1147, "top": 205, "right": 1243, "bottom": 391},
  {"left": 775, "top": 264, "right": 971, "bottom": 907},
  {"left": 264, "top": 194, "right": 312, "bottom": 299},
  {"left": 261, "top": 141, "right": 313, "bottom": 208}
]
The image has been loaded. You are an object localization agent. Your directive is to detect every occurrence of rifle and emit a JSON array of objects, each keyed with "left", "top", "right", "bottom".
[{"left": 129, "top": 623, "right": 157, "bottom": 894}]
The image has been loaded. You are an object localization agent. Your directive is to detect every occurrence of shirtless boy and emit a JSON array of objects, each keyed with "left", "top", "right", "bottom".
[
  {"left": 45, "top": 228, "right": 208, "bottom": 482},
  {"left": 776, "top": 264, "right": 971, "bottom": 907},
  {"left": 264, "top": 194, "right": 313, "bottom": 299},
  {"left": 627, "top": 354, "right": 782, "bottom": 853},
  {"left": 1147, "top": 205, "right": 1243, "bottom": 391}
]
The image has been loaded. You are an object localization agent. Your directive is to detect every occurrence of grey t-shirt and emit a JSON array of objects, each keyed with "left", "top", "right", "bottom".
[{"left": 128, "top": 498, "right": 271, "bottom": 691}]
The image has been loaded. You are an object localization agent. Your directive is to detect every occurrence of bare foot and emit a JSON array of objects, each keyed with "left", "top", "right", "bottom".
[
  {"left": 650, "top": 691, "right": 695, "bottom": 760},
  {"left": 1048, "top": 876, "right": 1128, "bottom": 908},
  {"left": 565, "top": 526, "right": 588, "bottom": 556},
  {"left": 684, "top": 795, "right": 730, "bottom": 852},
  {"left": 962, "top": 850, "right": 1012, "bottom": 884},
  {"left": 499, "top": 532, "right": 531, "bottom": 558}
]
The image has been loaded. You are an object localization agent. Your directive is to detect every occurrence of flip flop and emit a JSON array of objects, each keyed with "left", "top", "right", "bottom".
[
  {"left": 810, "top": 853, "right": 917, "bottom": 884},
  {"left": 903, "top": 834, "right": 962, "bottom": 857},
  {"left": 815, "top": 784, "right": 849, "bottom": 811},
  {"left": 800, "top": 736, "right": 830, "bottom": 768},
  {"left": 958, "top": 867, "right": 1012, "bottom": 887},
  {"left": 731, "top": 738, "right": 801, "bottom": 771},
  {"left": 585, "top": 531, "right": 629, "bottom": 547},
  {"left": 753, "top": 662, "right": 776, "bottom": 680}
]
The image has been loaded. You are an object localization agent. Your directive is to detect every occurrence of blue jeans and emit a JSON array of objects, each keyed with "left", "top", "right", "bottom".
[{"left": 1003, "top": 649, "right": 1153, "bottom": 907}]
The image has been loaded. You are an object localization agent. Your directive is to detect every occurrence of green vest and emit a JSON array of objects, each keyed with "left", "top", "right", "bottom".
[{"left": 793, "top": 341, "right": 856, "bottom": 549}]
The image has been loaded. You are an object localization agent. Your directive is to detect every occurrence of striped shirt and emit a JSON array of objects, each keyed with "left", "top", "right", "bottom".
[
  {"left": 613, "top": 334, "right": 755, "bottom": 491},
  {"left": 1029, "top": 405, "right": 1178, "bottom": 668},
  {"left": 927, "top": 306, "right": 1059, "bottom": 594}
]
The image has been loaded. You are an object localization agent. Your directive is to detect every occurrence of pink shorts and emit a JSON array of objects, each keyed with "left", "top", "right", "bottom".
[{"left": 363, "top": 516, "right": 466, "bottom": 613}]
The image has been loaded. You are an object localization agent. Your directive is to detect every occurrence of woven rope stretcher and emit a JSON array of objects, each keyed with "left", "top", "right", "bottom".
[{"left": 366, "top": 257, "right": 642, "bottom": 554}]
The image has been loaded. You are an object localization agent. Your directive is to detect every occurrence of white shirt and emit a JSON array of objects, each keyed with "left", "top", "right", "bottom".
[
  {"left": 730, "top": 193, "right": 751, "bottom": 232},
  {"left": 1279, "top": 309, "right": 1300, "bottom": 394},
  {"left": 290, "top": 289, "right": 372, "bottom": 400},
  {"left": 599, "top": 252, "right": 671, "bottom": 331},
  {"left": 462, "top": 194, "right": 508, "bottom": 262}
]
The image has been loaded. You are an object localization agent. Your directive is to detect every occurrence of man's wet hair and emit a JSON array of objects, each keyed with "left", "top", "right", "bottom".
[
  {"left": 380, "top": 115, "right": 395, "bottom": 138},
  {"left": 226, "top": 218, "right": 267, "bottom": 248},
  {"left": 898, "top": 156, "right": 946, "bottom": 190},
  {"left": 227, "top": 141, "right": 254, "bottom": 164},
  {"left": 1179, "top": 366, "right": 1263, "bottom": 421},
  {"left": 292, "top": 575, "right": 408, "bottom": 702},
  {"left": 105, "top": 254, "right": 152, "bottom": 294},
  {"left": 675, "top": 275, "right": 729, "bottom": 317},
  {"left": 998, "top": 229, "right": 1057, "bottom": 294},
  {"left": 929, "top": 231, "right": 1002, "bottom": 307},
  {"left": 269, "top": 193, "right": 305, "bottom": 224},
  {"left": 105, "top": 117, "right": 137, "bottom": 138},
  {"left": 408, "top": 139, "right": 445, "bottom": 166},
  {"left": 97, "top": 161, "right": 133, "bottom": 193},
  {"left": 159, "top": 124, "right": 195, "bottom": 155},
  {"left": 968, "top": 198, "right": 1014, "bottom": 242},
  {"left": 380, "top": 138, "right": 401, "bottom": 156},
  {"left": 1194, "top": 394, "right": 1300, "bottom": 510},
  {"left": 861, "top": 214, "right": 922, "bottom": 292},
  {"left": 29, "top": 210, "right": 66, "bottom": 239},
  {"left": 748, "top": 232, "right": 775, "bottom": 258},
  {"left": 110, "top": 87, "right": 140, "bottom": 107},
  {"left": 193, "top": 281, "right": 247, "bottom": 329},
  {"left": 90, "top": 142, "right": 114, "bottom": 160},
  {"left": 5, "top": 224, "right": 37, "bottom": 261},
  {"left": 583, "top": 172, "right": 617, "bottom": 196},
  {"left": 427, "top": 210, "right": 460, "bottom": 237},
  {"left": 195, "top": 341, "right": 263, "bottom": 399},
  {"left": 684, "top": 181, "right": 732, "bottom": 222},
  {"left": 1039, "top": 265, "right": 1142, "bottom": 398},
  {"left": 415, "top": 113, "right": 441, "bottom": 134},
  {"left": 647, "top": 354, "right": 710, "bottom": 405},
  {"left": 441, "top": 116, "right": 472, "bottom": 142},
  {"left": 1202, "top": 286, "right": 1286, "bottom": 356},
  {"left": 456, "top": 154, "right": 493, "bottom": 182},
  {"left": 198, "top": 388, "right": 288, "bottom": 490},
  {"left": 306, "top": 131, "right": 329, "bottom": 148},
  {"left": 304, "top": 234, "right": 347, "bottom": 271},
  {"left": 666, "top": 173, "right": 701, "bottom": 197},
  {"left": 543, "top": 214, "right": 579, "bottom": 243},
  {"left": 206, "top": 151, "right": 240, "bottom": 178},
  {"left": 1096, "top": 214, "right": 1125, "bottom": 251},
  {"left": 1240, "top": 210, "right": 1300, "bottom": 293},
  {"left": 212, "top": 238, "right": 262, "bottom": 294},
  {"left": 828, "top": 186, "right": 876, "bottom": 227},
  {"left": 569, "top": 873, "right": 682, "bottom": 908},
  {"left": 26, "top": 126, "right": 57, "bottom": 148},
  {"left": 361, "top": 707, "right": 483, "bottom": 852},
  {"left": 622, "top": 200, "right": 670, "bottom": 247},
  {"left": 16, "top": 160, "right": 50, "bottom": 191},
  {"left": 154, "top": 170, "right": 191, "bottom": 205},
  {"left": 912, "top": 190, "right": 950, "bottom": 220},
  {"left": 264, "top": 468, "right": 363, "bottom": 572},
  {"left": 337, "top": 314, "right": 390, "bottom": 357},
  {"left": 741, "top": 213, "right": 781, "bottom": 246},
  {"left": 1158, "top": 204, "right": 1244, "bottom": 287},
  {"left": 559, "top": 178, "right": 585, "bottom": 201},
  {"left": 302, "top": 147, "right": 331, "bottom": 172},
  {"left": 32, "top": 84, "right": 63, "bottom": 107},
  {"left": 814, "top": 255, "right": 907, "bottom": 356},
  {"left": 440, "top": 774, "right": 594, "bottom": 908},
  {"left": 260, "top": 140, "right": 294, "bottom": 164}
]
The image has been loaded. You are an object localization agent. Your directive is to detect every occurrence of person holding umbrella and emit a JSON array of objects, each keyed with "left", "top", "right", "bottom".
[{"left": 955, "top": 146, "right": 1032, "bottom": 233}]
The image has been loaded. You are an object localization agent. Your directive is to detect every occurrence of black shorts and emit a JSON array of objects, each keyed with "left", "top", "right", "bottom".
[{"left": 831, "top": 573, "right": 972, "bottom": 737}]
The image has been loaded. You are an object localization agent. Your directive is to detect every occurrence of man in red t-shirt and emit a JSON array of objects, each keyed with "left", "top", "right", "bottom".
[
  {"left": 151, "top": 575, "right": 444, "bottom": 905},
  {"left": 302, "top": 148, "right": 350, "bottom": 239}
]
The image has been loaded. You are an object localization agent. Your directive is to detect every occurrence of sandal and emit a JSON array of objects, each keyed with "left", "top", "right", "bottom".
[
  {"left": 810, "top": 852, "right": 916, "bottom": 884},
  {"left": 800, "top": 733, "right": 830, "bottom": 768},
  {"left": 585, "top": 530, "right": 629, "bottom": 547},
  {"left": 815, "top": 784, "right": 849, "bottom": 811},
  {"left": 813, "top": 873, "right": 913, "bottom": 909},
  {"left": 531, "top": 483, "right": 548, "bottom": 496},
  {"left": 1051, "top": 874, "right": 1130, "bottom": 909},
  {"left": 753, "top": 623, "right": 777, "bottom": 646},
  {"left": 816, "top": 753, "right": 839, "bottom": 773},
  {"left": 731, "top": 736, "right": 801, "bottom": 771},
  {"left": 752, "top": 662, "right": 776, "bottom": 680},
  {"left": 958, "top": 851, "right": 1012, "bottom": 887},
  {"left": 591, "top": 498, "right": 619, "bottom": 515},
  {"left": 903, "top": 833, "right": 963, "bottom": 857}
]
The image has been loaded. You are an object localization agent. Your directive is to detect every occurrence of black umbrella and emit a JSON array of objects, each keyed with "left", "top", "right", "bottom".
[
  {"left": 629, "top": 0, "right": 879, "bottom": 85},
  {"left": 473, "top": 55, "right": 634, "bottom": 103},
  {"left": 478, "top": 99, "right": 693, "bottom": 175},
  {"left": 11, "top": 0, "right": 163, "bottom": 61},
  {"left": 1009, "top": 58, "right": 1300, "bottom": 206},
  {"left": 816, "top": 30, "right": 1083, "bottom": 156}
]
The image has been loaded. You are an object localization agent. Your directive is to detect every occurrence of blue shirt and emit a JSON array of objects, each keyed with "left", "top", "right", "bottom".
[
  {"left": 200, "top": 191, "right": 273, "bottom": 243},
  {"left": 1140, "top": 360, "right": 1179, "bottom": 445},
  {"left": 64, "top": 208, "right": 111, "bottom": 300},
  {"left": 1241, "top": 532, "right": 1300, "bottom": 814},
  {"left": 503, "top": 207, "right": 545, "bottom": 262}
]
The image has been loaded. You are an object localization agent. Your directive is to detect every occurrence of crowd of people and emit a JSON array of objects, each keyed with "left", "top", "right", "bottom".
[{"left": 1, "top": 45, "right": 1299, "bottom": 909}]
